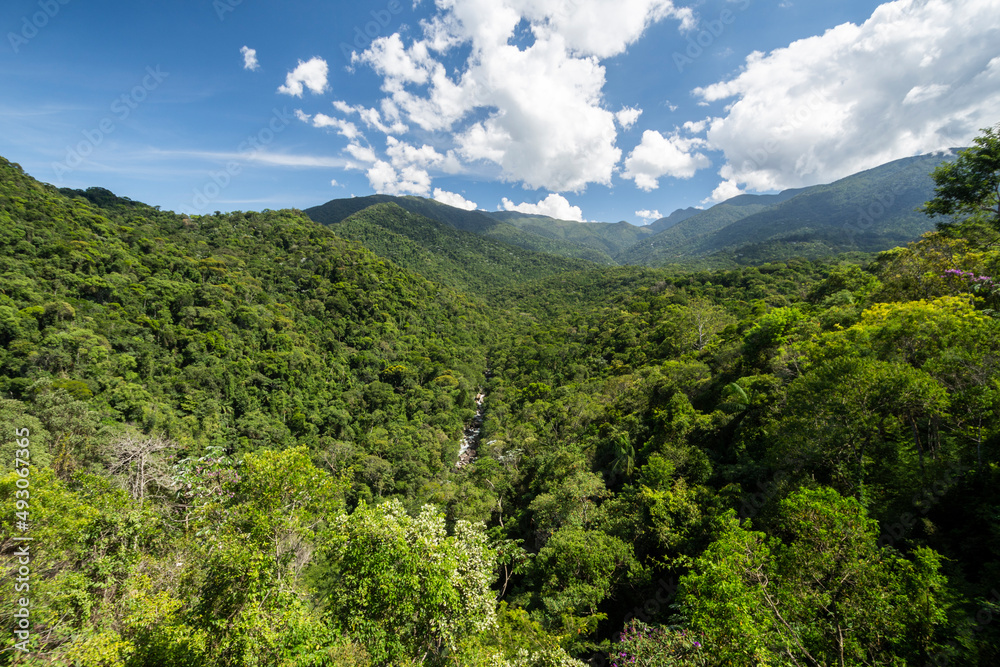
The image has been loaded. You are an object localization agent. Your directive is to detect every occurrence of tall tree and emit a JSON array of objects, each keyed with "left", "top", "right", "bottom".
[{"left": 923, "top": 123, "right": 1000, "bottom": 233}]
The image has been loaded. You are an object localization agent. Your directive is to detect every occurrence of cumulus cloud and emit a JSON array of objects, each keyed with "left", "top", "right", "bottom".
[
  {"left": 353, "top": 33, "right": 434, "bottom": 86},
  {"left": 622, "top": 129, "right": 711, "bottom": 191},
  {"left": 703, "top": 179, "right": 746, "bottom": 204},
  {"left": 312, "top": 114, "right": 361, "bottom": 140},
  {"left": 352, "top": 137, "right": 464, "bottom": 195},
  {"left": 517, "top": 0, "right": 696, "bottom": 57},
  {"left": 346, "top": 0, "right": 694, "bottom": 193},
  {"left": 616, "top": 106, "right": 643, "bottom": 130},
  {"left": 635, "top": 209, "right": 662, "bottom": 223},
  {"left": 367, "top": 160, "right": 433, "bottom": 196},
  {"left": 433, "top": 188, "right": 478, "bottom": 210},
  {"left": 694, "top": 0, "right": 1000, "bottom": 194},
  {"left": 277, "top": 57, "right": 329, "bottom": 96},
  {"left": 501, "top": 193, "right": 585, "bottom": 221},
  {"left": 240, "top": 46, "right": 260, "bottom": 71}
]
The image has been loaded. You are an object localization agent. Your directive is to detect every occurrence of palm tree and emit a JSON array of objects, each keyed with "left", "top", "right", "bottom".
[{"left": 610, "top": 431, "right": 636, "bottom": 479}]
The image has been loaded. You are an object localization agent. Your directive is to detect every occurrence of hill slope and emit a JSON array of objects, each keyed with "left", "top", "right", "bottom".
[
  {"left": 620, "top": 151, "right": 956, "bottom": 265},
  {"left": 0, "top": 156, "right": 493, "bottom": 483},
  {"left": 485, "top": 211, "right": 655, "bottom": 257},
  {"left": 327, "top": 202, "right": 597, "bottom": 297},
  {"left": 306, "top": 195, "right": 616, "bottom": 264}
]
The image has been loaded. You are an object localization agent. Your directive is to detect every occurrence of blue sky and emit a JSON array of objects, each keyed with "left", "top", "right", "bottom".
[{"left": 1, "top": 0, "right": 997, "bottom": 224}]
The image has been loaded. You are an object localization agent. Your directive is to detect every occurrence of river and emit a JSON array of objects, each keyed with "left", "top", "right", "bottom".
[{"left": 455, "top": 390, "right": 485, "bottom": 468}]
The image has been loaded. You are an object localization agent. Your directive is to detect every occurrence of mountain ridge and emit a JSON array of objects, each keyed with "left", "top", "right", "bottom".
[{"left": 304, "top": 150, "right": 958, "bottom": 268}]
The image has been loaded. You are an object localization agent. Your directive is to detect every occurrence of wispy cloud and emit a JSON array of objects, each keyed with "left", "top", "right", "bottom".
[{"left": 151, "top": 149, "right": 349, "bottom": 169}]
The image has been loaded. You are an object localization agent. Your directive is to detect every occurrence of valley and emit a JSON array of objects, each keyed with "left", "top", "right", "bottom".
[{"left": 1, "top": 135, "right": 999, "bottom": 666}]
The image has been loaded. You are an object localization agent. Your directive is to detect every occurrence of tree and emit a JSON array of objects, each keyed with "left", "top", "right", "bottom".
[
  {"left": 672, "top": 489, "right": 952, "bottom": 666},
  {"left": 773, "top": 357, "right": 949, "bottom": 498},
  {"left": 923, "top": 123, "right": 1000, "bottom": 233},
  {"left": 533, "top": 525, "right": 641, "bottom": 619},
  {"left": 319, "top": 499, "right": 497, "bottom": 665},
  {"left": 107, "top": 430, "right": 174, "bottom": 504},
  {"left": 190, "top": 446, "right": 346, "bottom": 664}
]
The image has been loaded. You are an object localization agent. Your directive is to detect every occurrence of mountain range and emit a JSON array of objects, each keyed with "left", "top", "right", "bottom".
[{"left": 306, "top": 150, "right": 957, "bottom": 269}]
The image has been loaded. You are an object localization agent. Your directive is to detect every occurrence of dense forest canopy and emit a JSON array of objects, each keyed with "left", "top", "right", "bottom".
[{"left": 1, "top": 125, "right": 1000, "bottom": 666}]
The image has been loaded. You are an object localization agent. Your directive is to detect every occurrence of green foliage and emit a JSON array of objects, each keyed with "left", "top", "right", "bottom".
[
  {"left": 924, "top": 123, "right": 1000, "bottom": 233},
  {"left": 327, "top": 203, "right": 599, "bottom": 299},
  {"left": 674, "top": 490, "right": 952, "bottom": 665},
  {"left": 4, "top": 133, "right": 1000, "bottom": 665},
  {"left": 318, "top": 499, "right": 496, "bottom": 665}
]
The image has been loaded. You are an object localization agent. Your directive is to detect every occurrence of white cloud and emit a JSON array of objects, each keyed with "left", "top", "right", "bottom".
[
  {"left": 694, "top": 0, "right": 1000, "bottom": 194},
  {"left": 312, "top": 114, "right": 361, "bottom": 140},
  {"left": 332, "top": 100, "right": 409, "bottom": 134},
  {"left": 345, "top": 142, "right": 379, "bottom": 165},
  {"left": 367, "top": 160, "right": 432, "bottom": 196},
  {"left": 353, "top": 33, "right": 433, "bottom": 86},
  {"left": 330, "top": 179, "right": 340, "bottom": 187},
  {"left": 346, "top": 0, "right": 695, "bottom": 193},
  {"left": 501, "top": 193, "right": 584, "bottom": 221},
  {"left": 635, "top": 209, "right": 661, "bottom": 223},
  {"left": 703, "top": 179, "right": 745, "bottom": 204},
  {"left": 277, "top": 57, "right": 329, "bottom": 97},
  {"left": 622, "top": 129, "right": 711, "bottom": 190},
  {"left": 616, "top": 106, "right": 643, "bottom": 130},
  {"left": 385, "top": 136, "right": 447, "bottom": 169},
  {"left": 902, "top": 83, "right": 950, "bottom": 105},
  {"left": 433, "top": 188, "right": 478, "bottom": 210},
  {"left": 240, "top": 46, "right": 260, "bottom": 71},
  {"left": 159, "top": 149, "right": 348, "bottom": 169},
  {"left": 683, "top": 118, "right": 708, "bottom": 134},
  {"left": 455, "top": 36, "right": 621, "bottom": 191},
  {"left": 354, "top": 137, "right": 462, "bottom": 195},
  {"left": 516, "top": 0, "right": 696, "bottom": 57}
]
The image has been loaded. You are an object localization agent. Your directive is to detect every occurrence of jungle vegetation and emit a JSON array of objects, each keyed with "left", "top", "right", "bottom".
[{"left": 1, "top": 125, "right": 999, "bottom": 666}]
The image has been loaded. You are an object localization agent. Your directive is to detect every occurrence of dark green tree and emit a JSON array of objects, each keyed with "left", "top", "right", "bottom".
[{"left": 923, "top": 123, "right": 1000, "bottom": 234}]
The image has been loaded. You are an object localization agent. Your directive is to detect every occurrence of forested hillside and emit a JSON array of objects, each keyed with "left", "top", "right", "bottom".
[
  {"left": 322, "top": 203, "right": 597, "bottom": 298},
  {"left": 619, "top": 151, "right": 954, "bottom": 266},
  {"left": 306, "top": 196, "right": 616, "bottom": 265},
  {"left": 484, "top": 212, "right": 655, "bottom": 258},
  {"left": 305, "top": 151, "right": 954, "bottom": 271},
  {"left": 2, "top": 127, "right": 1000, "bottom": 667}
]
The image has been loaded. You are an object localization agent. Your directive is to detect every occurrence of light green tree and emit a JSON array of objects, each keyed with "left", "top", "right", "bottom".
[{"left": 319, "top": 499, "right": 497, "bottom": 665}]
